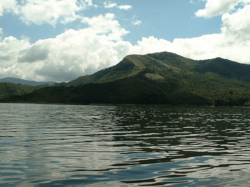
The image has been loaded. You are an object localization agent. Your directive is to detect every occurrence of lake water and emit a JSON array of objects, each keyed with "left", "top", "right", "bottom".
[{"left": 1, "top": 104, "right": 250, "bottom": 187}]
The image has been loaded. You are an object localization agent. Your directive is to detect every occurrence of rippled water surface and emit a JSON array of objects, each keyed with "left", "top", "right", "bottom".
[{"left": 1, "top": 104, "right": 250, "bottom": 186}]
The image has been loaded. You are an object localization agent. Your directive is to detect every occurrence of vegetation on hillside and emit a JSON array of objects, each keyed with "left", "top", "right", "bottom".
[
  {"left": 195, "top": 58, "right": 250, "bottom": 82},
  {"left": 1, "top": 51, "right": 250, "bottom": 106},
  {"left": 2, "top": 71, "right": 250, "bottom": 106},
  {"left": 0, "top": 83, "right": 52, "bottom": 99},
  {"left": 0, "top": 83, "right": 34, "bottom": 98}
]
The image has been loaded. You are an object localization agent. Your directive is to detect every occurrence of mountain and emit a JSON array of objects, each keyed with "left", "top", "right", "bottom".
[
  {"left": 2, "top": 51, "right": 250, "bottom": 106},
  {"left": 0, "top": 77, "right": 56, "bottom": 86},
  {"left": 59, "top": 52, "right": 196, "bottom": 86},
  {"left": 61, "top": 52, "right": 250, "bottom": 86}
]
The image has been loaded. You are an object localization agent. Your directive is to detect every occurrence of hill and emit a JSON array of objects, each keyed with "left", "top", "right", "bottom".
[
  {"left": 2, "top": 51, "right": 250, "bottom": 106},
  {"left": 0, "top": 77, "right": 56, "bottom": 86},
  {"left": 0, "top": 81, "right": 52, "bottom": 99},
  {"left": 60, "top": 52, "right": 250, "bottom": 87},
  {"left": 0, "top": 82, "right": 35, "bottom": 98},
  {"left": 59, "top": 52, "right": 196, "bottom": 86}
]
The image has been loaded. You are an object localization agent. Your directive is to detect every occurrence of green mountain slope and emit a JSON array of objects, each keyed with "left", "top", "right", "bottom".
[
  {"left": 64, "top": 57, "right": 136, "bottom": 86},
  {"left": 62, "top": 52, "right": 197, "bottom": 86},
  {"left": 0, "top": 82, "right": 52, "bottom": 99},
  {"left": 2, "top": 70, "right": 250, "bottom": 106},
  {"left": 0, "top": 83, "right": 35, "bottom": 98},
  {"left": 65, "top": 52, "right": 250, "bottom": 87},
  {"left": 1, "top": 73, "right": 212, "bottom": 105},
  {"left": 195, "top": 58, "right": 250, "bottom": 81},
  {"left": 2, "top": 51, "right": 250, "bottom": 106}
]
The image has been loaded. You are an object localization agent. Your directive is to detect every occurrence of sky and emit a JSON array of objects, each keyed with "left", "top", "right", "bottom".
[{"left": 0, "top": 0, "right": 250, "bottom": 82}]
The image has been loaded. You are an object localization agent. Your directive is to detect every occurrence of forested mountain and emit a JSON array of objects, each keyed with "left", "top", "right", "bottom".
[
  {"left": 59, "top": 52, "right": 197, "bottom": 86},
  {"left": 57, "top": 52, "right": 250, "bottom": 87},
  {"left": 0, "top": 77, "right": 56, "bottom": 86},
  {"left": 2, "top": 51, "right": 250, "bottom": 106}
]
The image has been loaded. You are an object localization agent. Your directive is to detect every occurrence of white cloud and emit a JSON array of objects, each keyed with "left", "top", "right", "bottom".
[
  {"left": 1, "top": 2, "right": 250, "bottom": 82},
  {"left": 103, "top": 2, "right": 132, "bottom": 10},
  {"left": 129, "top": 2, "right": 250, "bottom": 63},
  {"left": 118, "top": 5, "right": 132, "bottom": 10},
  {"left": 221, "top": 4, "right": 250, "bottom": 41},
  {"left": 0, "top": 13, "right": 131, "bottom": 82},
  {"left": 195, "top": 0, "right": 250, "bottom": 18},
  {"left": 129, "top": 36, "right": 173, "bottom": 55},
  {"left": 0, "top": 0, "right": 18, "bottom": 16},
  {"left": 132, "top": 14, "right": 141, "bottom": 26},
  {"left": 132, "top": 20, "right": 141, "bottom": 26},
  {"left": 81, "top": 13, "right": 129, "bottom": 41},
  {"left": 19, "top": 0, "right": 87, "bottom": 26},
  {"left": 0, "top": 35, "right": 31, "bottom": 79},
  {"left": 129, "top": 33, "right": 250, "bottom": 64},
  {"left": 0, "top": 0, "right": 93, "bottom": 26},
  {"left": 103, "top": 2, "right": 116, "bottom": 8}
]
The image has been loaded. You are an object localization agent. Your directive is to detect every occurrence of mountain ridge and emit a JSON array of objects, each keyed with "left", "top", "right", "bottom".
[
  {"left": 1, "top": 51, "right": 250, "bottom": 106},
  {"left": 62, "top": 51, "right": 250, "bottom": 87}
]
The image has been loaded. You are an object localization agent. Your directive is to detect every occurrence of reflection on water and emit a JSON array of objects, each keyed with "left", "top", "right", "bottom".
[{"left": 1, "top": 104, "right": 250, "bottom": 186}]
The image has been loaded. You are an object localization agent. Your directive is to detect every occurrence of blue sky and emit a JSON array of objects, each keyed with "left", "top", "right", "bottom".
[
  {"left": 0, "top": 0, "right": 222, "bottom": 44},
  {"left": 0, "top": 0, "right": 250, "bottom": 82}
]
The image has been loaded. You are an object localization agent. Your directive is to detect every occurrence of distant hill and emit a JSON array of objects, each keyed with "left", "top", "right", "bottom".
[
  {"left": 0, "top": 82, "right": 35, "bottom": 98},
  {"left": 0, "top": 77, "right": 56, "bottom": 86},
  {"left": 2, "top": 51, "right": 250, "bottom": 106},
  {"left": 0, "top": 78, "right": 54, "bottom": 99}
]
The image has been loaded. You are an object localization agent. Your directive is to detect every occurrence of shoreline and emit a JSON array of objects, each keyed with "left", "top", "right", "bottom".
[{"left": 0, "top": 101, "right": 250, "bottom": 108}]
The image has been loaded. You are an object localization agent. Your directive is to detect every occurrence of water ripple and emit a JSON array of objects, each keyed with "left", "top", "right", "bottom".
[{"left": 1, "top": 104, "right": 250, "bottom": 186}]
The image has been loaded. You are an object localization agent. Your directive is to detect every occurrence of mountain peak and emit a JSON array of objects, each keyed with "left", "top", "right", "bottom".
[{"left": 66, "top": 52, "right": 250, "bottom": 86}]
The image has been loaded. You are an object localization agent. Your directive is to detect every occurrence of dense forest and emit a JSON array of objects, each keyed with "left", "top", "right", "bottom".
[{"left": 1, "top": 52, "right": 250, "bottom": 106}]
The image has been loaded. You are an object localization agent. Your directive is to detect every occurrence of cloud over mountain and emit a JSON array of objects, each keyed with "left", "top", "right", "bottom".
[{"left": 0, "top": 13, "right": 132, "bottom": 82}]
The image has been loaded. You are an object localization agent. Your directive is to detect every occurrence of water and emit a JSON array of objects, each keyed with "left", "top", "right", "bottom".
[{"left": 1, "top": 104, "right": 250, "bottom": 187}]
